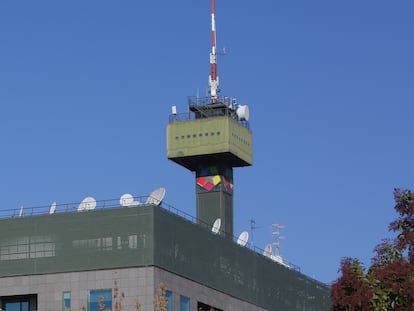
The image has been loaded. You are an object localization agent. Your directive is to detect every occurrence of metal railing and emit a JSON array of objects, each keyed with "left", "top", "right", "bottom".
[
  {"left": 0, "top": 196, "right": 299, "bottom": 272},
  {"left": 168, "top": 96, "right": 250, "bottom": 130}
]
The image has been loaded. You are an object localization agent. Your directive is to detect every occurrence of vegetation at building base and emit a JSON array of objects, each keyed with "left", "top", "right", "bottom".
[{"left": 331, "top": 188, "right": 414, "bottom": 310}]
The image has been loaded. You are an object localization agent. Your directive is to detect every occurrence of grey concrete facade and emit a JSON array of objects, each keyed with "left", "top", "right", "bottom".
[{"left": 0, "top": 266, "right": 266, "bottom": 311}]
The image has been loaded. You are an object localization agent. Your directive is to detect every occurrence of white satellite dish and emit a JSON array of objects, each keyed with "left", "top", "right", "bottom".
[
  {"left": 236, "top": 105, "right": 250, "bottom": 121},
  {"left": 49, "top": 202, "right": 57, "bottom": 214},
  {"left": 145, "top": 187, "right": 166, "bottom": 206},
  {"left": 19, "top": 206, "right": 24, "bottom": 217},
  {"left": 271, "top": 254, "right": 284, "bottom": 264},
  {"left": 78, "top": 196, "right": 96, "bottom": 211},
  {"left": 211, "top": 218, "right": 221, "bottom": 234},
  {"left": 237, "top": 231, "right": 249, "bottom": 247},
  {"left": 263, "top": 243, "right": 272, "bottom": 258},
  {"left": 120, "top": 193, "right": 134, "bottom": 207}
]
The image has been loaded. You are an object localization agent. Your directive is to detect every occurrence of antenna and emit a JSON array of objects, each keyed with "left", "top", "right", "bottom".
[
  {"left": 237, "top": 231, "right": 249, "bottom": 247},
  {"left": 78, "top": 196, "right": 97, "bottom": 211},
  {"left": 270, "top": 223, "right": 285, "bottom": 256},
  {"left": 263, "top": 243, "right": 272, "bottom": 258},
  {"left": 120, "top": 193, "right": 134, "bottom": 207},
  {"left": 250, "top": 219, "right": 261, "bottom": 248},
  {"left": 211, "top": 218, "right": 221, "bottom": 234},
  {"left": 208, "top": 0, "right": 220, "bottom": 103},
  {"left": 49, "top": 202, "right": 57, "bottom": 214},
  {"left": 145, "top": 187, "right": 166, "bottom": 206}
]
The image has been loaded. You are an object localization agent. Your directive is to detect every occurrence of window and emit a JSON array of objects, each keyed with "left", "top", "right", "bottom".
[
  {"left": 198, "top": 302, "right": 223, "bottom": 311},
  {"left": 0, "top": 236, "right": 55, "bottom": 260},
  {"left": 89, "top": 289, "right": 112, "bottom": 311},
  {"left": 63, "top": 292, "right": 71, "bottom": 311},
  {"left": 3, "top": 302, "right": 28, "bottom": 311},
  {"left": 180, "top": 295, "right": 189, "bottom": 311},
  {"left": 165, "top": 290, "right": 173, "bottom": 311},
  {"left": 1, "top": 295, "right": 37, "bottom": 311}
]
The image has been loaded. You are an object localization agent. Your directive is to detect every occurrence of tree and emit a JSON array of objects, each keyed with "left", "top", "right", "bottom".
[{"left": 331, "top": 189, "right": 414, "bottom": 311}]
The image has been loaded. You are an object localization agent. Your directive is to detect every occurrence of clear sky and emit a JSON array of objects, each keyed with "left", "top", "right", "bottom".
[{"left": 1, "top": 1, "right": 413, "bottom": 284}]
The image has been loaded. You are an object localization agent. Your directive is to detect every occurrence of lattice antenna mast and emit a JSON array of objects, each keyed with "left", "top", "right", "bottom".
[{"left": 209, "top": 0, "right": 220, "bottom": 103}]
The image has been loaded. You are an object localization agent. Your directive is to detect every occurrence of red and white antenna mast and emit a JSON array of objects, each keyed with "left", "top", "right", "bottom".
[{"left": 209, "top": 0, "right": 219, "bottom": 103}]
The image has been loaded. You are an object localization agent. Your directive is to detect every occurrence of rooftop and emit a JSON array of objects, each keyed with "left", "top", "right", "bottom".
[
  {"left": 0, "top": 199, "right": 330, "bottom": 310},
  {"left": 0, "top": 195, "right": 298, "bottom": 271}
]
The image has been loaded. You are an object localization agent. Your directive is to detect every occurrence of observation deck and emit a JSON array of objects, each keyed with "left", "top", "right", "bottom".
[{"left": 167, "top": 96, "right": 253, "bottom": 171}]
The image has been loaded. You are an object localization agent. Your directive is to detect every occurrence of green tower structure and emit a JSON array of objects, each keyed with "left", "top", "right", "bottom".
[
  {"left": 167, "top": 1, "right": 252, "bottom": 238},
  {"left": 167, "top": 97, "right": 252, "bottom": 238}
]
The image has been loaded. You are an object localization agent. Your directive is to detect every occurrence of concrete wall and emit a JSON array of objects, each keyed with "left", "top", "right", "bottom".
[
  {"left": 155, "top": 267, "right": 266, "bottom": 311},
  {"left": 0, "top": 267, "right": 154, "bottom": 311},
  {"left": 0, "top": 266, "right": 266, "bottom": 311}
]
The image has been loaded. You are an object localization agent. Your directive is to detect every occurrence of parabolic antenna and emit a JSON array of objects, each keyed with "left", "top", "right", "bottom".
[
  {"left": 78, "top": 196, "right": 96, "bottom": 211},
  {"left": 145, "top": 187, "right": 166, "bottom": 206},
  {"left": 120, "top": 193, "right": 134, "bottom": 207},
  {"left": 271, "top": 254, "right": 284, "bottom": 265},
  {"left": 49, "top": 202, "right": 57, "bottom": 214},
  {"left": 263, "top": 243, "right": 272, "bottom": 258},
  {"left": 237, "top": 231, "right": 249, "bottom": 247},
  {"left": 236, "top": 105, "right": 249, "bottom": 121},
  {"left": 211, "top": 218, "right": 221, "bottom": 234}
]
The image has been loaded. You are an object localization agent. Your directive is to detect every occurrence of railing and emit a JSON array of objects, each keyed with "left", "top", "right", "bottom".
[
  {"left": 0, "top": 196, "right": 299, "bottom": 272},
  {"left": 0, "top": 196, "right": 148, "bottom": 219},
  {"left": 168, "top": 96, "right": 250, "bottom": 130}
]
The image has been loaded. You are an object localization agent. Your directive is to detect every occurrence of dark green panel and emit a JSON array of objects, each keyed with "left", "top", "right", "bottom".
[
  {"left": 153, "top": 208, "right": 331, "bottom": 311},
  {"left": 196, "top": 190, "right": 233, "bottom": 237},
  {"left": 0, "top": 207, "right": 154, "bottom": 276}
]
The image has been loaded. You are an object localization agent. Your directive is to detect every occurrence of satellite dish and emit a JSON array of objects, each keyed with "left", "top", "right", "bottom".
[
  {"left": 78, "top": 196, "right": 96, "bottom": 211},
  {"left": 272, "top": 254, "right": 284, "bottom": 264},
  {"left": 236, "top": 105, "right": 250, "bottom": 121},
  {"left": 49, "top": 202, "right": 57, "bottom": 214},
  {"left": 145, "top": 187, "right": 166, "bottom": 206},
  {"left": 19, "top": 206, "right": 24, "bottom": 217},
  {"left": 263, "top": 243, "right": 272, "bottom": 258},
  {"left": 211, "top": 218, "right": 221, "bottom": 234},
  {"left": 120, "top": 193, "right": 134, "bottom": 207},
  {"left": 237, "top": 231, "right": 249, "bottom": 247}
]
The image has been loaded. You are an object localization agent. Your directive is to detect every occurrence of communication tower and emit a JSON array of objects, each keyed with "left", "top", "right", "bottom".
[{"left": 167, "top": 0, "right": 252, "bottom": 237}]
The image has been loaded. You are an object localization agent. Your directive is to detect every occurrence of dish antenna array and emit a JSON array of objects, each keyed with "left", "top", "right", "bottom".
[{"left": 119, "top": 187, "right": 166, "bottom": 207}]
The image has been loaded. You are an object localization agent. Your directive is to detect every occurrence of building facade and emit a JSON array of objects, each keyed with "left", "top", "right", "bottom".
[{"left": 0, "top": 203, "right": 330, "bottom": 311}]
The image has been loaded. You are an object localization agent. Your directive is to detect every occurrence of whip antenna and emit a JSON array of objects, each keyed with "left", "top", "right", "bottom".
[{"left": 209, "top": 0, "right": 219, "bottom": 103}]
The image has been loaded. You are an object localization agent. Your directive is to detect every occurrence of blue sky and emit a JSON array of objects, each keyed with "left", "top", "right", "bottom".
[{"left": 0, "top": 1, "right": 413, "bottom": 284}]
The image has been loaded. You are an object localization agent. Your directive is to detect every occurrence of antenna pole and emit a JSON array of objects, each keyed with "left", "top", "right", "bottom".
[{"left": 209, "top": 0, "right": 219, "bottom": 103}]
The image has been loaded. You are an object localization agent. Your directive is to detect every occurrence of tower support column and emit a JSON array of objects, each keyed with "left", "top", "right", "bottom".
[{"left": 196, "top": 166, "right": 234, "bottom": 237}]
